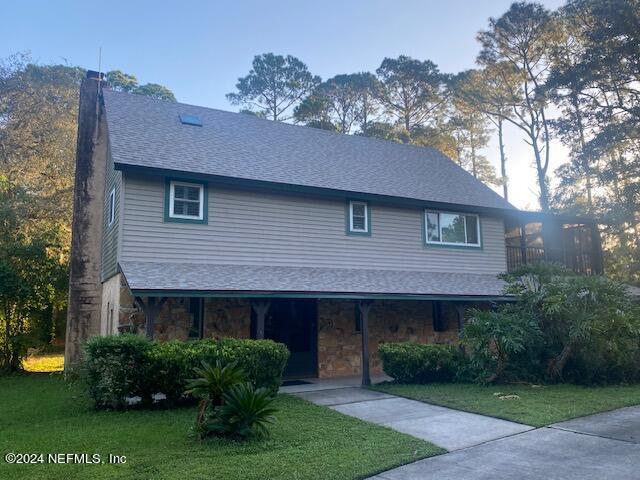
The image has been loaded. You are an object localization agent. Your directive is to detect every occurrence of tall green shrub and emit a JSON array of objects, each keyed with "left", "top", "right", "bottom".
[
  {"left": 84, "top": 334, "right": 153, "bottom": 409},
  {"left": 463, "top": 264, "right": 640, "bottom": 385},
  {"left": 461, "top": 306, "right": 543, "bottom": 383}
]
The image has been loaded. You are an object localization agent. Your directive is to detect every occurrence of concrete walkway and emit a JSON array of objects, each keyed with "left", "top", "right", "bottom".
[
  {"left": 369, "top": 405, "right": 640, "bottom": 480},
  {"left": 284, "top": 380, "right": 640, "bottom": 479},
  {"left": 286, "top": 382, "right": 532, "bottom": 451}
]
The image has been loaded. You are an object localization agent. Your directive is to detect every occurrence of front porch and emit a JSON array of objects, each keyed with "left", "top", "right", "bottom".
[
  {"left": 122, "top": 294, "right": 481, "bottom": 385},
  {"left": 112, "top": 262, "right": 510, "bottom": 385}
]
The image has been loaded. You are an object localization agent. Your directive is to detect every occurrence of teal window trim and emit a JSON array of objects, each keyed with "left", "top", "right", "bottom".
[
  {"left": 346, "top": 199, "right": 371, "bottom": 236},
  {"left": 107, "top": 187, "right": 116, "bottom": 227},
  {"left": 164, "top": 178, "right": 208, "bottom": 224},
  {"left": 422, "top": 210, "right": 482, "bottom": 250}
]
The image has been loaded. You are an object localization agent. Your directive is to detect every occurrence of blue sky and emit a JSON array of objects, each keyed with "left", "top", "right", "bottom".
[{"left": 3, "top": 0, "right": 567, "bottom": 209}]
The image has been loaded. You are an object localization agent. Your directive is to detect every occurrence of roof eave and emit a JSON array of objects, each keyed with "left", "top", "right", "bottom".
[{"left": 129, "top": 288, "right": 514, "bottom": 302}]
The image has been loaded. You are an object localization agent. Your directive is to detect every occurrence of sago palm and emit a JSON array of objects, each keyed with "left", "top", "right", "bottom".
[
  {"left": 185, "top": 360, "right": 245, "bottom": 431},
  {"left": 206, "top": 382, "right": 278, "bottom": 438}
]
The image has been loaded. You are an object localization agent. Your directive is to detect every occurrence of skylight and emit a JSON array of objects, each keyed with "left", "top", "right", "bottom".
[{"left": 179, "top": 114, "right": 202, "bottom": 127}]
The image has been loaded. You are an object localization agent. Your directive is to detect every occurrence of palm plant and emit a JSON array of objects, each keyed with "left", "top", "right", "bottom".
[
  {"left": 185, "top": 360, "right": 245, "bottom": 431},
  {"left": 206, "top": 382, "right": 278, "bottom": 439}
]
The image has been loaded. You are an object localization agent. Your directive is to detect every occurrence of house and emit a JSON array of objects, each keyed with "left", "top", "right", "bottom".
[{"left": 65, "top": 71, "right": 604, "bottom": 384}]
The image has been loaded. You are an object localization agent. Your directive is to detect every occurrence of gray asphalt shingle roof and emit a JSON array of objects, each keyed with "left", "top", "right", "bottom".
[
  {"left": 120, "top": 261, "right": 508, "bottom": 298},
  {"left": 104, "top": 90, "right": 514, "bottom": 210}
]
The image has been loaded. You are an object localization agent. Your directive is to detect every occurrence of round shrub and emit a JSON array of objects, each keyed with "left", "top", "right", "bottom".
[{"left": 378, "top": 342, "right": 462, "bottom": 383}]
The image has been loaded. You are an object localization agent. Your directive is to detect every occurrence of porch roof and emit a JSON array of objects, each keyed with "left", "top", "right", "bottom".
[{"left": 119, "top": 261, "right": 511, "bottom": 301}]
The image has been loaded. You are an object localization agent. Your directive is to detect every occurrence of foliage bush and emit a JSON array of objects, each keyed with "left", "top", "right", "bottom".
[
  {"left": 462, "top": 264, "right": 640, "bottom": 385},
  {"left": 378, "top": 343, "right": 462, "bottom": 383},
  {"left": 83, "top": 336, "right": 289, "bottom": 409},
  {"left": 460, "top": 306, "right": 544, "bottom": 383}
]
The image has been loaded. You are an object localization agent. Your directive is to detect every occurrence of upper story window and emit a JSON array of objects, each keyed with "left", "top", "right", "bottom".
[
  {"left": 425, "top": 210, "right": 480, "bottom": 247},
  {"left": 108, "top": 188, "right": 116, "bottom": 227},
  {"left": 348, "top": 200, "right": 370, "bottom": 235},
  {"left": 166, "top": 179, "right": 207, "bottom": 224}
]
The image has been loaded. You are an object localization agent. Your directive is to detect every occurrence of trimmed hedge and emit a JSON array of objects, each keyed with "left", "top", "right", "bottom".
[
  {"left": 378, "top": 342, "right": 461, "bottom": 383},
  {"left": 84, "top": 335, "right": 289, "bottom": 409},
  {"left": 84, "top": 334, "right": 152, "bottom": 409}
]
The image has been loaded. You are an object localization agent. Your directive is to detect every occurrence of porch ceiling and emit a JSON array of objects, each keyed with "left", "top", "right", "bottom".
[{"left": 119, "top": 261, "right": 511, "bottom": 301}]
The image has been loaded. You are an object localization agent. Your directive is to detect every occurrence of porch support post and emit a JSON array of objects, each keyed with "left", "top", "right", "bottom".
[
  {"left": 519, "top": 223, "right": 528, "bottom": 266},
  {"left": 454, "top": 303, "right": 466, "bottom": 331},
  {"left": 251, "top": 301, "right": 270, "bottom": 339},
  {"left": 590, "top": 223, "right": 604, "bottom": 275},
  {"left": 134, "top": 296, "right": 168, "bottom": 340},
  {"left": 358, "top": 300, "right": 373, "bottom": 387}
]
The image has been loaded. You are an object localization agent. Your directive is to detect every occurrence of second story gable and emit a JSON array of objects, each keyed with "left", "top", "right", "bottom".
[{"left": 98, "top": 88, "right": 521, "bottom": 280}]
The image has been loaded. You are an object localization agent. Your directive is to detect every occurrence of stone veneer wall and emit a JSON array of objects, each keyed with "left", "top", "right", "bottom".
[
  {"left": 116, "top": 278, "right": 462, "bottom": 379},
  {"left": 317, "top": 299, "right": 459, "bottom": 378},
  {"left": 117, "top": 277, "right": 252, "bottom": 341}
]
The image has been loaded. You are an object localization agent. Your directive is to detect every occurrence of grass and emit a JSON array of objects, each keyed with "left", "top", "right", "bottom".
[
  {"left": 0, "top": 375, "right": 443, "bottom": 480},
  {"left": 22, "top": 354, "right": 64, "bottom": 373},
  {"left": 371, "top": 382, "right": 640, "bottom": 427}
]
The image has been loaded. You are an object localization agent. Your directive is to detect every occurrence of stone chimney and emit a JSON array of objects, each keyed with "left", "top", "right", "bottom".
[{"left": 64, "top": 71, "right": 108, "bottom": 369}]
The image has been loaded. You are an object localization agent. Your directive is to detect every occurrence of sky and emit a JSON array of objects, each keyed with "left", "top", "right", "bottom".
[{"left": 2, "top": 0, "right": 568, "bottom": 210}]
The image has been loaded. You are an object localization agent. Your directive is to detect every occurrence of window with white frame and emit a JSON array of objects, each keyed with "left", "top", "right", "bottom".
[
  {"left": 169, "top": 181, "right": 204, "bottom": 220},
  {"left": 108, "top": 188, "right": 116, "bottom": 227},
  {"left": 349, "top": 200, "right": 369, "bottom": 234},
  {"left": 425, "top": 211, "right": 480, "bottom": 246}
]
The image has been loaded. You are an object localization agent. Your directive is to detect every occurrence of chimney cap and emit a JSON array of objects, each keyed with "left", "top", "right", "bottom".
[{"left": 86, "top": 70, "right": 105, "bottom": 80}]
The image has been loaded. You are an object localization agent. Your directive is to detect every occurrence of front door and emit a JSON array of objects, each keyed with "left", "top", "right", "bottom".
[{"left": 252, "top": 299, "right": 318, "bottom": 378}]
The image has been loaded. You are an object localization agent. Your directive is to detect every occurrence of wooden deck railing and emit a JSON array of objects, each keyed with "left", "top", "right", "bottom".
[{"left": 506, "top": 246, "right": 595, "bottom": 275}]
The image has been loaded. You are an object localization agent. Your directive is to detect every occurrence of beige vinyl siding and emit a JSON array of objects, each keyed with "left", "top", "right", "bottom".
[
  {"left": 100, "top": 148, "right": 121, "bottom": 281},
  {"left": 121, "top": 174, "right": 507, "bottom": 274}
]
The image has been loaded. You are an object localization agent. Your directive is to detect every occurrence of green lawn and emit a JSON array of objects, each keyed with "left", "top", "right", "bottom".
[
  {"left": 22, "top": 354, "right": 64, "bottom": 373},
  {"left": 372, "top": 382, "right": 640, "bottom": 427},
  {"left": 0, "top": 375, "right": 443, "bottom": 480}
]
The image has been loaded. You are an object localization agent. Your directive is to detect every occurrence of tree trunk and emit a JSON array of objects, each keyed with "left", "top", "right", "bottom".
[
  {"left": 532, "top": 135, "right": 550, "bottom": 211},
  {"left": 570, "top": 92, "right": 592, "bottom": 211},
  {"left": 470, "top": 131, "right": 478, "bottom": 178},
  {"left": 548, "top": 344, "right": 573, "bottom": 381},
  {"left": 2, "top": 305, "right": 11, "bottom": 370},
  {"left": 498, "top": 118, "right": 508, "bottom": 201}
]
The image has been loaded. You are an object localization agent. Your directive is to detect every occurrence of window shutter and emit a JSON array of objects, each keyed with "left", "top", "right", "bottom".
[
  {"left": 350, "top": 202, "right": 368, "bottom": 231},
  {"left": 170, "top": 182, "right": 203, "bottom": 219}
]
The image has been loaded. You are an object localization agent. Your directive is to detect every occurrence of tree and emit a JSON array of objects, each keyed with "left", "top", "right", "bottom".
[
  {"left": 351, "top": 72, "right": 382, "bottom": 134},
  {"left": 545, "top": 0, "right": 640, "bottom": 283},
  {"left": 133, "top": 83, "right": 176, "bottom": 101},
  {"left": 295, "top": 73, "right": 382, "bottom": 134},
  {"left": 0, "top": 178, "right": 68, "bottom": 371},
  {"left": 106, "top": 70, "right": 176, "bottom": 101},
  {"left": 451, "top": 67, "right": 518, "bottom": 200},
  {"left": 293, "top": 94, "right": 336, "bottom": 131},
  {"left": 448, "top": 73, "right": 501, "bottom": 188},
  {"left": 356, "top": 121, "right": 402, "bottom": 142},
  {"left": 105, "top": 70, "right": 138, "bottom": 92},
  {"left": 375, "top": 56, "right": 447, "bottom": 138},
  {"left": 478, "top": 2, "right": 561, "bottom": 210},
  {"left": 227, "top": 53, "right": 320, "bottom": 121},
  {"left": 0, "top": 54, "right": 79, "bottom": 368}
]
